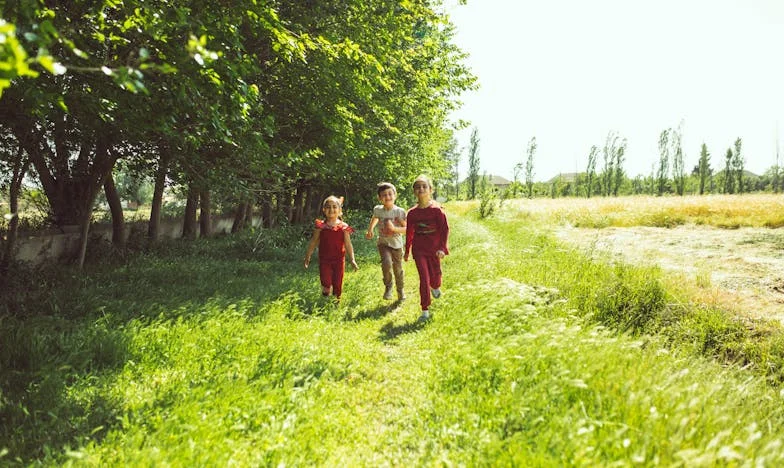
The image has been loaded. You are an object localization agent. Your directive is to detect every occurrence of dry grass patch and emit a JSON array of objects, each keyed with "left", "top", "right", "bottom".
[{"left": 500, "top": 194, "right": 784, "bottom": 229}]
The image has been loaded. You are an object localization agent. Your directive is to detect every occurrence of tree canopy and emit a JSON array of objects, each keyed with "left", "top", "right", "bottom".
[{"left": 1, "top": 0, "right": 476, "bottom": 234}]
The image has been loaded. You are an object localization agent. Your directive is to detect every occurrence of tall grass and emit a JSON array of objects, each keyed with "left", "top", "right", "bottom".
[{"left": 2, "top": 202, "right": 784, "bottom": 465}]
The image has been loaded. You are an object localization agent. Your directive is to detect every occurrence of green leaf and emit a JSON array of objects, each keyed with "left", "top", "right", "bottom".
[{"left": 57, "top": 96, "right": 68, "bottom": 112}]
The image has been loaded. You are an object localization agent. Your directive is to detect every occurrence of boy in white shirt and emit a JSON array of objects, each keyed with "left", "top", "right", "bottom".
[{"left": 365, "top": 182, "right": 407, "bottom": 301}]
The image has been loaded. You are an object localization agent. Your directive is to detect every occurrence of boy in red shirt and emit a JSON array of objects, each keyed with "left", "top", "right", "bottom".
[{"left": 404, "top": 175, "right": 449, "bottom": 321}]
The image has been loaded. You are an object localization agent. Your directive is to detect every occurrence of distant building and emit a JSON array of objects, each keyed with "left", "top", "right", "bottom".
[
  {"left": 547, "top": 172, "right": 582, "bottom": 184},
  {"left": 487, "top": 174, "right": 511, "bottom": 192},
  {"left": 460, "top": 174, "right": 512, "bottom": 195}
]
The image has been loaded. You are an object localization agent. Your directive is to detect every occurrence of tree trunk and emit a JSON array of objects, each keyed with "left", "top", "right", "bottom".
[
  {"left": 103, "top": 171, "right": 125, "bottom": 249},
  {"left": 148, "top": 145, "right": 170, "bottom": 242},
  {"left": 292, "top": 183, "right": 305, "bottom": 224},
  {"left": 231, "top": 202, "right": 248, "bottom": 233},
  {"left": 182, "top": 184, "right": 198, "bottom": 239},
  {"left": 244, "top": 202, "right": 254, "bottom": 228},
  {"left": 278, "top": 190, "right": 292, "bottom": 225},
  {"left": 262, "top": 198, "right": 272, "bottom": 228},
  {"left": 74, "top": 139, "right": 115, "bottom": 268},
  {"left": 0, "top": 145, "right": 30, "bottom": 274},
  {"left": 303, "top": 185, "right": 314, "bottom": 222},
  {"left": 76, "top": 211, "right": 91, "bottom": 268},
  {"left": 199, "top": 189, "right": 212, "bottom": 238}
]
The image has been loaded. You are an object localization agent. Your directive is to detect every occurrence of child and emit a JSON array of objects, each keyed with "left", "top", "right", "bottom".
[
  {"left": 404, "top": 175, "right": 449, "bottom": 322},
  {"left": 365, "top": 182, "right": 407, "bottom": 301},
  {"left": 304, "top": 195, "right": 359, "bottom": 301}
]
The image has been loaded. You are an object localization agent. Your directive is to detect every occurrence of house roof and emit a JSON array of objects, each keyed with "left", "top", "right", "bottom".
[
  {"left": 462, "top": 174, "right": 511, "bottom": 185},
  {"left": 547, "top": 172, "right": 582, "bottom": 184}
]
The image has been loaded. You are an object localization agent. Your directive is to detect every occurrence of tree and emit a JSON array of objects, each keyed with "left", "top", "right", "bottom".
[
  {"left": 601, "top": 134, "right": 615, "bottom": 197},
  {"left": 608, "top": 132, "right": 627, "bottom": 196},
  {"left": 774, "top": 136, "right": 780, "bottom": 194},
  {"left": 512, "top": 162, "right": 522, "bottom": 198},
  {"left": 0, "top": 136, "right": 29, "bottom": 273},
  {"left": 441, "top": 137, "right": 461, "bottom": 201},
  {"left": 467, "top": 127, "right": 480, "bottom": 199},
  {"left": 600, "top": 131, "right": 626, "bottom": 196},
  {"left": 0, "top": 0, "right": 477, "bottom": 267},
  {"left": 525, "top": 136, "right": 536, "bottom": 199},
  {"left": 657, "top": 129, "right": 670, "bottom": 196},
  {"left": 723, "top": 148, "right": 735, "bottom": 194},
  {"left": 671, "top": 124, "right": 685, "bottom": 196},
  {"left": 697, "top": 143, "right": 711, "bottom": 195},
  {"left": 732, "top": 137, "right": 744, "bottom": 194},
  {"left": 585, "top": 145, "right": 598, "bottom": 198}
]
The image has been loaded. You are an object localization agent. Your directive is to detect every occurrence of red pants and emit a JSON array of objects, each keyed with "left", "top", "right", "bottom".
[
  {"left": 319, "top": 260, "right": 345, "bottom": 297},
  {"left": 414, "top": 254, "right": 441, "bottom": 310}
]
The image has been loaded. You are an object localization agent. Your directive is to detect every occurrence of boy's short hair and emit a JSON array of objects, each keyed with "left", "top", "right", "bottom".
[{"left": 377, "top": 182, "right": 397, "bottom": 195}]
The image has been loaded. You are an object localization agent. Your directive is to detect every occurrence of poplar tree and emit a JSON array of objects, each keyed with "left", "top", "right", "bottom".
[
  {"left": 467, "top": 127, "right": 480, "bottom": 199},
  {"left": 698, "top": 143, "right": 711, "bottom": 195},
  {"left": 657, "top": 130, "right": 670, "bottom": 196},
  {"left": 585, "top": 145, "right": 598, "bottom": 198},
  {"left": 671, "top": 125, "right": 685, "bottom": 196},
  {"left": 525, "top": 136, "right": 536, "bottom": 199},
  {"left": 723, "top": 148, "right": 735, "bottom": 194},
  {"left": 732, "top": 137, "right": 744, "bottom": 194},
  {"left": 774, "top": 136, "right": 780, "bottom": 194}
]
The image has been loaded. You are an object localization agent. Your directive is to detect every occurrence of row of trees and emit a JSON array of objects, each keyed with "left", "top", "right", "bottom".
[
  {"left": 0, "top": 1, "right": 476, "bottom": 268},
  {"left": 457, "top": 125, "right": 782, "bottom": 202}
]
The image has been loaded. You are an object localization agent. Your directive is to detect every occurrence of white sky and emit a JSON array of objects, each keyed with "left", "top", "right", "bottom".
[{"left": 445, "top": 0, "right": 784, "bottom": 182}]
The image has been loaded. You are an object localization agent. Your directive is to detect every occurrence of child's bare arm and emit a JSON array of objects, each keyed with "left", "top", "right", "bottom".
[
  {"left": 365, "top": 216, "right": 379, "bottom": 239},
  {"left": 385, "top": 217, "right": 406, "bottom": 234},
  {"left": 304, "top": 229, "right": 320, "bottom": 268},
  {"left": 344, "top": 231, "right": 359, "bottom": 270}
]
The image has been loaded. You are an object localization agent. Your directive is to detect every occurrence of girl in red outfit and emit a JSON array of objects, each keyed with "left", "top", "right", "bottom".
[
  {"left": 404, "top": 175, "right": 449, "bottom": 322},
  {"left": 304, "top": 196, "right": 359, "bottom": 300}
]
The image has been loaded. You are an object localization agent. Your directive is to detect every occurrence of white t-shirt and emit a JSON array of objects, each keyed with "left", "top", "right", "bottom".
[{"left": 372, "top": 204, "right": 406, "bottom": 249}]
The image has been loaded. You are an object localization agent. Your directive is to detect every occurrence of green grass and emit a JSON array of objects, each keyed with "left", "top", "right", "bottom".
[{"left": 2, "top": 203, "right": 784, "bottom": 465}]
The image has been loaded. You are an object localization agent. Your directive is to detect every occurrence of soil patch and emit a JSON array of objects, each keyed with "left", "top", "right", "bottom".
[{"left": 555, "top": 225, "right": 784, "bottom": 324}]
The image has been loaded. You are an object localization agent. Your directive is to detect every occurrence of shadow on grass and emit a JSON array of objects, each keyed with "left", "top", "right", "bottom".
[
  {"left": 378, "top": 317, "right": 427, "bottom": 341},
  {"left": 346, "top": 300, "right": 403, "bottom": 322}
]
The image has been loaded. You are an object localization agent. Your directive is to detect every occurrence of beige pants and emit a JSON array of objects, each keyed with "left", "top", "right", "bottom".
[{"left": 378, "top": 244, "right": 404, "bottom": 292}]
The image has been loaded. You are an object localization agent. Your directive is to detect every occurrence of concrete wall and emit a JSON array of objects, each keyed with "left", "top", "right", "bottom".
[{"left": 12, "top": 216, "right": 250, "bottom": 265}]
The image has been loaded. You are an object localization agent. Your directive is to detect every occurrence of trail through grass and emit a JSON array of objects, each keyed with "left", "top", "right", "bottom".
[{"left": 2, "top": 204, "right": 784, "bottom": 465}]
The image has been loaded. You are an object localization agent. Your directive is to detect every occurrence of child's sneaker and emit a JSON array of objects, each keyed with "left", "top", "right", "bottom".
[
  {"left": 417, "top": 310, "right": 431, "bottom": 322},
  {"left": 383, "top": 285, "right": 394, "bottom": 300},
  {"left": 397, "top": 290, "right": 406, "bottom": 301},
  {"left": 431, "top": 288, "right": 441, "bottom": 299}
]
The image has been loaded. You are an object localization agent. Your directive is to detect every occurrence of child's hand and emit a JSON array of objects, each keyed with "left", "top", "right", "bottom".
[
  {"left": 436, "top": 250, "right": 445, "bottom": 259},
  {"left": 350, "top": 259, "right": 359, "bottom": 271},
  {"left": 304, "top": 257, "right": 311, "bottom": 269},
  {"left": 404, "top": 253, "right": 409, "bottom": 262},
  {"left": 365, "top": 230, "right": 373, "bottom": 240}
]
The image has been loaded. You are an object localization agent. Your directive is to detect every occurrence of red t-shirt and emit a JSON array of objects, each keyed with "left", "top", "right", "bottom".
[
  {"left": 405, "top": 203, "right": 449, "bottom": 258},
  {"left": 315, "top": 219, "right": 354, "bottom": 263}
]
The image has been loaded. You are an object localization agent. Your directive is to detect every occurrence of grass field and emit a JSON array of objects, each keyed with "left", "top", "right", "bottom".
[{"left": 2, "top": 197, "right": 784, "bottom": 465}]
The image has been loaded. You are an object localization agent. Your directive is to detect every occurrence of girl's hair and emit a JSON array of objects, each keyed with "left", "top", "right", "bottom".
[
  {"left": 412, "top": 174, "right": 433, "bottom": 189},
  {"left": 322, "top": 196, "right": 345, "bottom": 216}
]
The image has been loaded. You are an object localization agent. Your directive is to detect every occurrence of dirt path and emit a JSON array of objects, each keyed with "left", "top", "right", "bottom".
[{"left": 554, "top": 225, "right": 784, "bottom": 324}]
